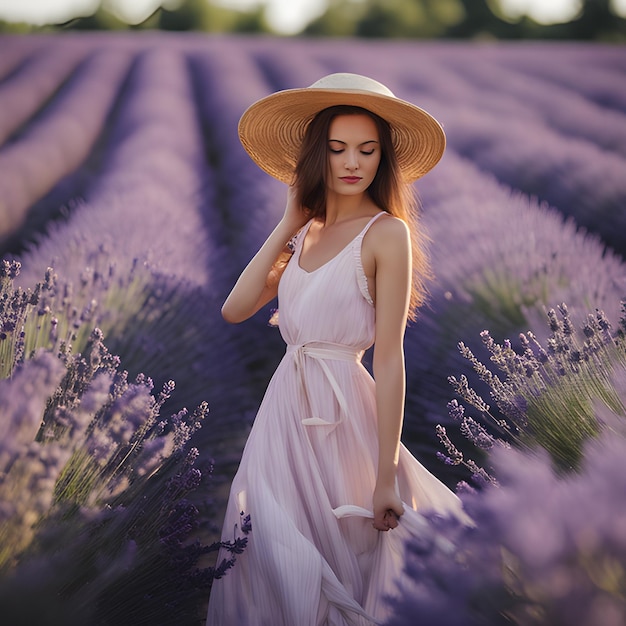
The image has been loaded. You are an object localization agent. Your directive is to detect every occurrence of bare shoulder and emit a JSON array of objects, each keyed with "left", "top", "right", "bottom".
[
  {"left": 361, "top": 213, "right": 410, "bottom": 279},
  {"left": 371, "top": 213, "right": 409, "bottom": 236},
  {"left": 366, "top": 213, "right": 410, "bottom": 255}
]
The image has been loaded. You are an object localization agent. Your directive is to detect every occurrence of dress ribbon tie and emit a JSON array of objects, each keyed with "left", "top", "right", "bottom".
[{"left": 286, "top": 342, "right": 363, "bottom": 430}]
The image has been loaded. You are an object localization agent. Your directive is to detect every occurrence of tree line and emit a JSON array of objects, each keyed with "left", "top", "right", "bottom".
[{"left": 1, "top": 0, "right": 625, "bottom": 41}]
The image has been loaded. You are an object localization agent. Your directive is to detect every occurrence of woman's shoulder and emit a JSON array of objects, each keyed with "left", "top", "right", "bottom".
[
  {"left": 368, "top": 212, "right": 410, "bottom": 243},
  {"left": 362, "top": 212, "right": 410, "bottom": 266}
]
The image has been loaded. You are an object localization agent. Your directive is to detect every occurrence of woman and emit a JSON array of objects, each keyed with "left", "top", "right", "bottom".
[{"left": 207, "top": 73, "right": 466, "bottom": 626}]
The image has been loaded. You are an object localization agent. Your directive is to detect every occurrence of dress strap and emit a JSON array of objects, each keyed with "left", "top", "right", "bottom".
[
  {"left": 354, "top": 212, "right": 387, "bottom": 306},
  {"left": 360, "top": 211, "right": 387, "bottom": 234}
]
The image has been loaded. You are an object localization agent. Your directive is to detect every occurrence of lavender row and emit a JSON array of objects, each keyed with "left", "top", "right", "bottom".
[
  {"left": 16, "top": 46, "right": 210, "bottom": 287},
  {"left": 0, "top": 262, "right": 230, "bottom": 623},
  {"left": 386, "top": 431, "right": 626, "bottom": 626},
  {"left": 189, "top": 39, "right": 284, "bottom": 266},
  {"left": 493, "top": 43, "right": 626, "bottom": 113},
  {"left": 387, "top": 304, "right": 626, "bottom": 625},
  {"left": 402, "top": 61, "right": 626, "bottom": 255},
  {"left": 0, "top": 38, "right": 88, "bottom": 145},
  {"left": 442, "top": 106, "right": 626, "bottom": 256},
  {"left": 402, "top": 152, "right": 625, "bottom": 480},
  {"left": 0, "top": 36, "right": 34, "bottom": 80},
  {"left": 12, "top": 45, "right": 256, "bottom": 447},
  {"left": 440, "top": 50, "right": 626, "bottom": 158},
  {"left": 0, "top": 48, "right": 132, "bottom": 246},
  {"left": 0, "top": 39, "right": 266, "bottom": 491},
  {"left": 186, "top": 40, "right": 298, "bottom": 380},
  {"left": 3, "top": 37, "right": 258, "bottom": 600},
  {"left": 2, "top": 41, "right": 263, "bottom": 617}
]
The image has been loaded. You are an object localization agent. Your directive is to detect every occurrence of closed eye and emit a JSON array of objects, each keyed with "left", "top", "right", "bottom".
[{"left": 328, "top": 148, "right": 376, "bottom": 155}]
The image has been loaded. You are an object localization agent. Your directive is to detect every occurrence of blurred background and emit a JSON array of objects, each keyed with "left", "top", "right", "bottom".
[{"left": 1, "top": 0, "right": 626, "bottom": 40}]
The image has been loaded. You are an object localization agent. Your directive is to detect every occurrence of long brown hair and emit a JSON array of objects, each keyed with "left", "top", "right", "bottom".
[{"left": 293, "top": 105, "right": 432, "bottom": 320}]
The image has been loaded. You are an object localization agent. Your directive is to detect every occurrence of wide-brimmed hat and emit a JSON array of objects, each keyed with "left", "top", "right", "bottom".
[{"left": 238, "top": 72, "right": 446, "bottom": 184}]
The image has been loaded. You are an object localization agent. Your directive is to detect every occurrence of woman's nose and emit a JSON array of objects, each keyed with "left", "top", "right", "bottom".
[{"left": 345, "top": 151, "right": 358, "bottom": 170}]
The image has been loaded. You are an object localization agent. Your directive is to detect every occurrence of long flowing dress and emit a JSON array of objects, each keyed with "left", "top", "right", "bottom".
[{"left": 206, "top": 213, "right": 466, "bottom": 626}]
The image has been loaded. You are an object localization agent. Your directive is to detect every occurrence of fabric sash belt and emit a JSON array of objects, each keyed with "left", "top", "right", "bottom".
[{"left": 286, "top": 341, "right": 364, "bottom": 430}]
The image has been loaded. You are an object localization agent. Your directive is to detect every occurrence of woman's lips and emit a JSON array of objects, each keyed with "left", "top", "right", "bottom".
[{"left": 340, "top": 176, "right": 362, "bottom": 184}]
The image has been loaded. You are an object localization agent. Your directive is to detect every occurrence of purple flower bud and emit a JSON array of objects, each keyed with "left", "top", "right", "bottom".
[{"left": 446, "top": 399, "right": 465, "bottom": 421}]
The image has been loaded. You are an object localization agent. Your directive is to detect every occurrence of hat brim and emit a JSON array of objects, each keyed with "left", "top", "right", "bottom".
[{"left": 238, "top": 87, "right": 446, "bottom": 185}]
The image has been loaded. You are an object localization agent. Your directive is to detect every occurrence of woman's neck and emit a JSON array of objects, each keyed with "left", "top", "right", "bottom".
[{"left": 323, "top": 190, "right": 377, "bottom": 226}]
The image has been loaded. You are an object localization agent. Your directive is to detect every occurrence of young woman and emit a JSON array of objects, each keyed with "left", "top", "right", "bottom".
[{"left": 207, "top": 73, "right": 466, "bottom": 626}]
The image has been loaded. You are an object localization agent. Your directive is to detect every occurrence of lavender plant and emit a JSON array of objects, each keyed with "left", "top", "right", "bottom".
[
  {"left": 1, "top": 44, "right": 260, "bottom": 578},
  {"left": 440, "top": 302, "right": 625, "bottom": 479},
  {"left": 0, "top": 259, "right": 114, "bottom": 381},
  {"left": 0, "top": 263, "right": 248, "bottom": 624},
  {"left": 0, "top": 350, "right": 68, "bottom": 569},
  {"left": 401, "top": 151, "right": 624, "bottom": 483},
  {"left": 386, "top": 433, "right": 626, "bottom": 626},
  {"left": 8, "top": 43, "right": 258, "bottom": 438}
]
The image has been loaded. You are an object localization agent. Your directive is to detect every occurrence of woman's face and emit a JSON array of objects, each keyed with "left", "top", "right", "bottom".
[{"left": 326, "top": 114, "right": 381, "bottom": 197}]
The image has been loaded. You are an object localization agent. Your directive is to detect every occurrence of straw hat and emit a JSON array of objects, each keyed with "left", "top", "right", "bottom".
[{"left": 238, "top": 72, "right": 446, "bottom": 184}]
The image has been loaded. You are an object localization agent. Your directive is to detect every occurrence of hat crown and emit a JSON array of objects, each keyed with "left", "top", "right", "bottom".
[{"left": 308, "top": 73, "right": 396, "bottom": 98}]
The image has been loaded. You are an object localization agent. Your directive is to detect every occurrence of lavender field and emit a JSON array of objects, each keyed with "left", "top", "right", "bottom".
[{"left": 1, "top": 33, "right": 625, "bottom": 624}]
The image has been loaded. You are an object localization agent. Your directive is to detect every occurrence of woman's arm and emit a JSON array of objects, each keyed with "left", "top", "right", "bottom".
[
  {"left": 222, "top": 188, "right": 309, "bottom": 324},
  {"left": 369, "top": 216, "right": 412, "bottom": 531}
]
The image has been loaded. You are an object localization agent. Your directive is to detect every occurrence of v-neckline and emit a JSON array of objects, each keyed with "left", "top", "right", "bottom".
[{"left": 297, "top": 216, "right": 369, "bottom": 275}]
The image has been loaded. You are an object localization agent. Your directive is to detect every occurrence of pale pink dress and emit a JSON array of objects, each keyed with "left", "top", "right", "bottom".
[{"left": 206, "top": 213, "right": 465, "bottom": 626}]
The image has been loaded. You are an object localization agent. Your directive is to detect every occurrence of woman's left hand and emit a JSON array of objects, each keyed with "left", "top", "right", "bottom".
[{"left": 372, "top": 484, "right": 403, "bottom": 532}]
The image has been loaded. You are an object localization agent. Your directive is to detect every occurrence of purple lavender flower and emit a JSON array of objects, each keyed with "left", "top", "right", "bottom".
[
  {"left": 0, "top": 350, "right": 66, "bottom": 453},
  {"left": 443, "top": 304, "right": 625, "bottom": 475},
  {"left": 402, "top": 147, "right": 624, "bottom": 481},
  {"left": 446, "top": 399, "right": 465, "bottom": 421},
  {"left": 0, "top": 351, "right": 68, "bottom": 568},
  {"left": 459, "top": 416, "right": 495, "bottom": 451},
  {"left": 386, "top": 431, "right": 626, "bottom": 626}
]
